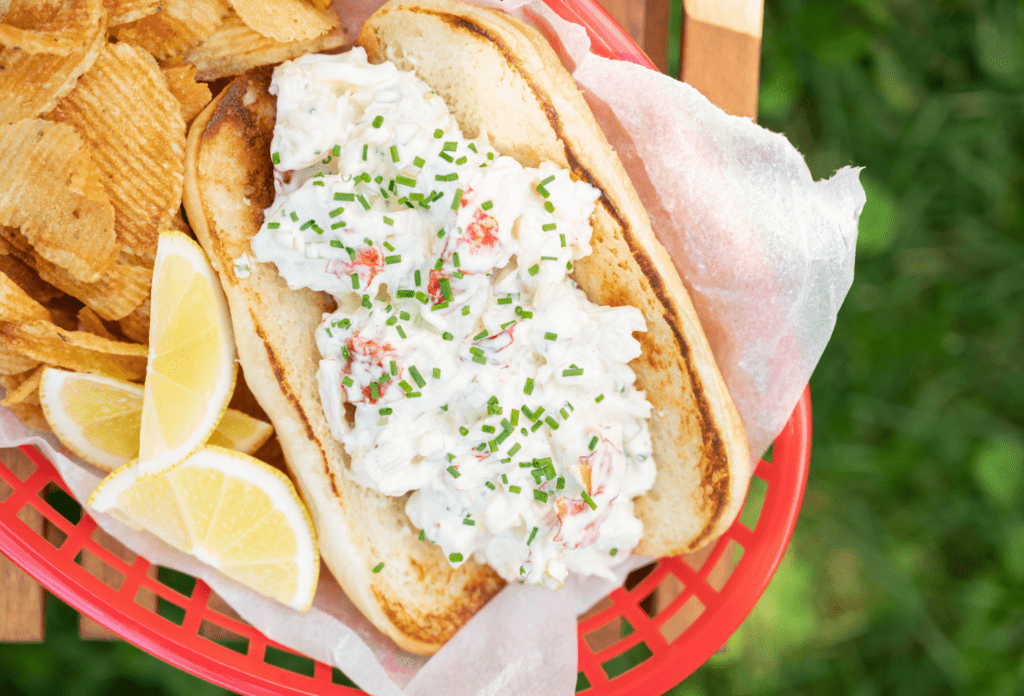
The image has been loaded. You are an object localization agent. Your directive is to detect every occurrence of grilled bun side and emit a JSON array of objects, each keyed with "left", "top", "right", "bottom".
[
  {"left": 358, "top": 0, "right": 750, "bottom": 557},
  {"left": 183, "top": 69, "right": 505, "bottom": 656}
]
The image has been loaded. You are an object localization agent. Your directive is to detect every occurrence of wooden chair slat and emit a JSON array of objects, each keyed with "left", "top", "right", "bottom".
[{"left": 0, "top": 449, "right": 46, "bottom": 642}]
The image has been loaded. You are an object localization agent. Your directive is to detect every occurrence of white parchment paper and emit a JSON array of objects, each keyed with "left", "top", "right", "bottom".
[{"left": 0, "top": 1, "right": 864, "bottom": 694}]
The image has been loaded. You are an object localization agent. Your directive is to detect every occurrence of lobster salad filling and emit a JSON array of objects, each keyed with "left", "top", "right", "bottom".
[{"left": 251, "top": 49, "right": 656, "bottom": 588}]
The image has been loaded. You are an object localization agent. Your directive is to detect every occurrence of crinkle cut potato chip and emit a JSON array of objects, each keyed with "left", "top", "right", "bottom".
[
  {"left": 104, "top": 0, "right": 162, "bottom": 27},
  {"left": 181, "top": 14, "right": 347, "bottom": 82},
  {"left": 162, "top": 64, "right": 213, "bottom": 125},
  {"left": 0, "top": 0, "right": 103, "bottom": 56},
  {"left": 1, "top": 363, "right": 44, "bottom": 407},
  {"left": 0, "top": 320, "right": 147, "bottom": 382},
  {"left": 231, "top": 0, "right": 338, "bottom": 43},
  {"left": 50, "top": 43, "right": 186, "bottom": 265},
  {"left": 0, "top": 119, "right": 118, "bottom": 282},
  {"left": 118, "top": 297, "right": 150, "bottom": 345},
  {"left": 0, "top": 226, "right": 149, "bottom": 321},
  {"left": 31, "top": 250, "right": 152, "bottom": 322},
  {"left": 0, "top": 250, "right": 64, "bottom": 304},
  {"left": 0, "top": 3, "right": 105, "bottom": 124},
  {"left": 0, "top": 272, "right": 52, "bottom": 323},
  {"left": 115, "top": 0, "right": 230, "bottom": 60},
  {"left": 0, "top": 346, "right": 41, "bottom": 376},
  {"left": 77, "top": 305, "right": 117, "bottom": 340}
]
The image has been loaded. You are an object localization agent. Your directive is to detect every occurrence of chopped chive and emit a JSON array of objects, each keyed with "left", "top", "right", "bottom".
[
  {"left": 488, "top": 440, "right": 498, "bottom": 452},
  {"left": 463, "top": 518, "right": 475, "bottom": 526},
  {"left": 383, "top": 216, "right": 394, "bottom": 226},
  {"left": 396, "top": 289, "right": 414, "bottom": 298},
  {"left": 415, "top": 291, "right": 429, "bottom": 304},
  {"left": 414, "top": 270, "right": 422, "bottom": 287},
  {"left": 290, "top": 211, "right": 298, "bottom": 221},
  {"left": 267, "top": 222, "right": 280, "bottom": 229},
  {"left": 485, "top": 481, "right": 496, "bottom": 490},
  {"left": 400, "top": 311, "right": 410, "bottom": 320},
  {"left": 419, "top": 529, "right": 426, "bottom": 541},
  {"left": 435, "top": 172, "right": 459, "bottom": 182},
  {"left": 330, "top": 239, "right": 343, "bottom": 248},
  {"left": 443, "top": 141, "right": 457, "bottom": 152},
  {"left": 449, "top": 553, "right": 463, "bottom": 562},
  {"left": 329, "top": 207, "right": 344, "bottom": 218},
  {"left": 481, "top": 425, "right": 496, "bottom": 434},
  {"left": 390, "top": 145, "right": 400, "bottom": 162},
  {"left": 527, "top": 526, "right": 539, "bottom": 545},
  {"left": 509, "top": 485, "right": 521, "bottom": 494},
  {"left": 271, "top": 152, "right": 281, "bottom": 165},
  {"left": 439, "top": 152, "right": 454, "bottom": 163},
  {"left": 596, "top": 394, "right": 605, "bottom": 403},
  {"left": 372, "top": 115, "right": 384, "bottom": 128},
  {"left": 542, "top": 256, "right": 557, "bottom": 261},
  {"left": 520, "top": 310, "right": 533, "bottom": 319},
  {"left": 459, "top": 426, "right": 469, "bottom": 436},
  {"left": 451, "top": 189, "right": 463, "bottom": 211},
  {"left": 533, "top": 489, "right": 548, "bottom": 503},
  {"left": 545, "top": 201, "right": 555, "bottom": 212},
  {"left": 481, "top": 200, "right": 493, "bottom": 210},
  {"left": 332, "top": 144, "right": 340, "bottom": 157},
  {"left": 370, "top": 382, "right": 379, "bottom": 400},
  {"left": 439, "top": 277, "right": 453, "bottom": 302},
  {"left": 462, "top": 305, "right": 469, "bottom": 315},
  {"left": 562, "top": 367, "right": 584, "bottom": 377},
  {"left": 351, "top": 273, "right": 360, "bottom": 290},
  {"left": 507, "top": 443, "right": 522, "bottom": 457},
  {"left": 433, "top": 368, "right": 440, "bottom": 379},
  {"left": 567, "top": 261, "right": 573, "bottom": 270},
  {"left": 379, "top": 407, "right": 393, "bottom": 416},
  {"left": 557, "top": 476, "right": 565, "bottom": 490},
  {"left": 501, "top": 320, "right": 516, "bottom": 330},
  {"left": 362, "top": 144, "right": 368, "bottom": 160},
  {"left": 399, "top": 380, "right": 413, "bottom": 394},
  {"left": 313, "top": 180, "right": 324, "bottom": 186},
  {"left": 453, "top": 252, "right": 461, "bottom": 267},
  {"left": 497, "top": 296, "right": 512, "bottom": 305},
  {"left": 300, "top": 219, "right": 314, "bottom": 230},
  {"left": 536, "top": 185, "right": 549, "bottom": 198},
  {"left": 456, "top": 156, "right": 467, "bottom": 165},
  {"left": 589, "top": 435, "right": 599, "bottom": 450},
  {"left": 372, "top": 562, "right": 384, "bottom": 573},
  {"left": 433, "top": 128, "right": 444, "bottom": 138},
  {"left": 357, "top": 194, "right": 370, "bottom": 210},
  {"left": 335, "top": 192, "right": 355, "bottom": 201},
  {"left": 396, "top": 174, "right": 417, "bottom": 186},
  {"left": 409, "top": 366, "right": 426, "bottom": 388},
  {"left": 473, "top": 329, "right": 488, "bottom": 340},
  {"left": 581, "top": 490, "right": 597, "bottom": 510},
  {"left": 560, "top": 233, "right": 566, "bottom": 247},
  {"left": 472, "top": 355, "right": 486, "bottom": 365},
  {"left": 342, "top": 376, "right": 353, "bottom": 387},
  {"left": 442, "top": 332, "right": 454, "bottom": 341},
  {"left": 414, "top": 156, "right": 425, "bottom": 167},
  {"left": 528, "top": 264, "right": 539, "bottom": 276},
  {"left": 542, "top": 223, "right": 557, "bottom": 231},
  {"left": 610, "top": 548, "right": 618, "bottom": 556},
  {"left": 437, "top": 229, "right": 446, "bottom": 239},
  {"left": 385, "top": 254, "right": 402, "bottom": 264},
  {"left": 545, "top": 416, "right": 560, "bottom": 430},
  {"left": 447, "top": 465, "right": 461, "bottom": 478},
  {"left": 396, "top": 325, "right": 407, "bottom": 338},
  {"left": 560, "top": 407, "right": 569, "bottom": 419}
]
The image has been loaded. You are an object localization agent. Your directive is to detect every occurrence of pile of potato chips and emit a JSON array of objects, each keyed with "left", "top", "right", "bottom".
[{"left": 0, "top": 0, "right": 347, "bottom": 431}]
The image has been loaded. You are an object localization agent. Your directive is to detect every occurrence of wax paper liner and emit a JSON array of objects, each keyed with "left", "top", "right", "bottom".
[{"left": 0, "top": 0, "right": 864, "bottom": 694}]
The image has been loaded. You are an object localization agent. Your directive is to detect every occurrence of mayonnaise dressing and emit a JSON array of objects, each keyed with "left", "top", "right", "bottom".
[{"left": 252, "top": 49, "right": 656, "bottom": 588}]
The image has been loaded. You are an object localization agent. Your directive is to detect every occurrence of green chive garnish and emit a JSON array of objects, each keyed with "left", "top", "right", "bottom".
[
  {"left": 528, "top": 264, "right": 539, "bottom": 276},
  {"left": 596, "top": 394, "right": 605, "bottom": 403},
  {"left": 351, "top": 273, "right": 360, "bottom": 290},
  {"left": 396, "top": 175, "right": 416, "bottom": 186},
  {"left": 335, "top": 192, "right": 355, "bottom": 201},
  {"left": 385, "top": 254, "right": 402, "bottom": 264},
  {"left": 509, "top": 485, "right": 521, "bottom": 494},
  {"left": 449, "top": 553, "right": 463, "bottom": 562},
  {"left": 414, "top": 156, "right": 425, "bottom": 167},
  {"left": 542, "top": 223, "right": 557, "bottom": 231},
  {"left": 451, "top": 189, "right": 463, "bottom": 210},
  {"left": 372, "top": 115, "right": 384, "bottom": 128},
  {"left": 271, "top": 152, "right": 281, "bottom": 165},
  {"left": 544, "top": 332, "right": 557, "bottom": 341},
  {"left": 581, "top": 490, "right": 597, "bottom": 510},
  {"left": 447, "top": 465, "right": 460, "bottom": 478},
  {"left": 409, "top": 366, "right": 426, "bottom": 388},
  {"left": 527, "top": 526, "right": 538, "bottom": 545},
  {"left": 563, "top": 367, "right": 584, "bottom": 377},
  {"left": 372, "top": 562, "right": 384, "bottom": 573}
]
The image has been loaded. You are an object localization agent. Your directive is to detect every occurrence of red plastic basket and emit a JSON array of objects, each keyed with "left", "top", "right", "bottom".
[{"left": 0, "top": 4, "right": 811, "bottom": 694}]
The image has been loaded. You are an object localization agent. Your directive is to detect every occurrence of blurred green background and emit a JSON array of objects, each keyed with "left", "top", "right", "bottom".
[{"left": 3, "top": 0, "right": 1023, "bottom": 694}]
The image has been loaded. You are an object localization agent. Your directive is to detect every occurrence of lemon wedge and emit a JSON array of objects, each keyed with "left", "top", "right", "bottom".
[
  {"left": 139, "top": 231, "right": 236, "bottom": 475},
  {"left": 39, "top": 368, "right": 273, "bottom": 472},
  {"left": 88, "top": 446, "right": 319, "bottom": 611}
]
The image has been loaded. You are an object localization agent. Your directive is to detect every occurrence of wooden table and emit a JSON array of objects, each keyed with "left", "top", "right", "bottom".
[{"left": 0, "top": 0, "right": 764, "bottom": 669}]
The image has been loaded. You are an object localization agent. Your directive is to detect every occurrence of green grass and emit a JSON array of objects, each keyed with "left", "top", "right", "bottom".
[
  {"left": 669, "top": 0, "right": 1024, "bottom": 694},
  {"left": 5, "top": 2, "right": 1022, "bottom": 695}
]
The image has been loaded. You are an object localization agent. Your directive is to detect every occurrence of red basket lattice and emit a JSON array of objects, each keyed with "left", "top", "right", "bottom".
[{"left": 0, "top": 3, "right": 810, "bottom": 693}]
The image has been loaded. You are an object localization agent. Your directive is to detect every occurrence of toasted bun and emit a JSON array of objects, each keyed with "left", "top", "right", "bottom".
[{"left": 183, "top": 0, "right": 748, "bottom": 654}]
